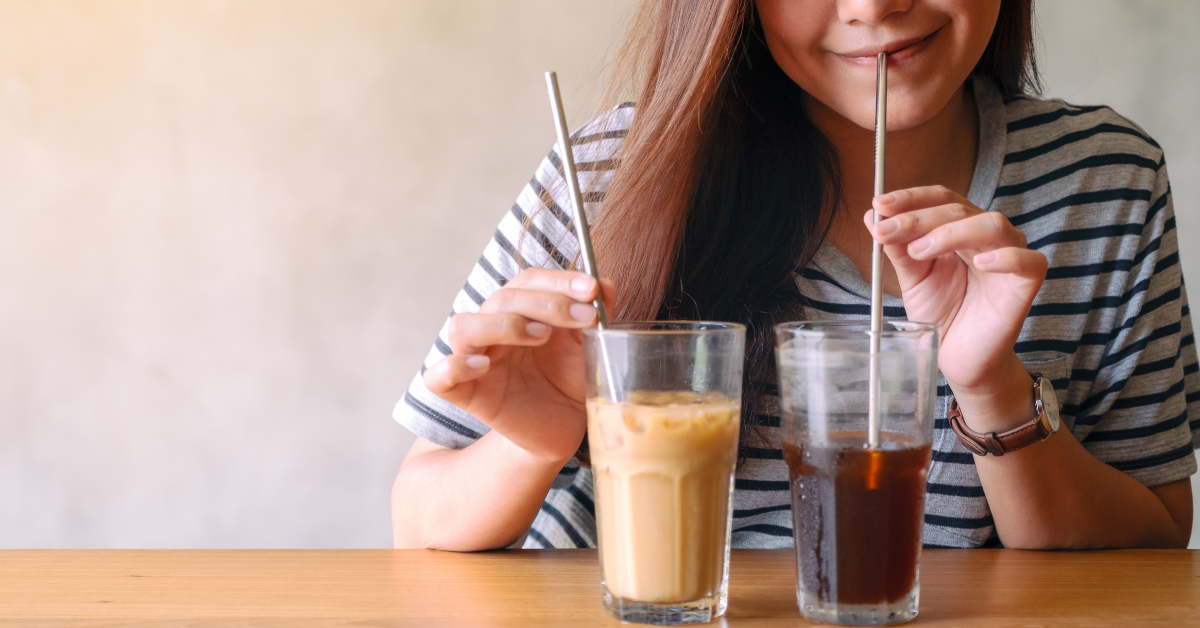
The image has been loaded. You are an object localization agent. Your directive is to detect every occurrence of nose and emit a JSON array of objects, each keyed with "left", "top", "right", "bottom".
[{"left": 837, "top": 0, "right": 913, "bottom": 25}]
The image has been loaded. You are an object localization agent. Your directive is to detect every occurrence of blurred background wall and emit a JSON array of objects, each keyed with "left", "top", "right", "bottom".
[{"left": 0, "top": 0, "right": 1196, "bottom": 549}]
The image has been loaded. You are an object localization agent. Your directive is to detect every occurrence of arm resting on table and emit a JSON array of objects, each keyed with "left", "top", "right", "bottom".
[
  {"left": 957, "top": 363, "right": 1194, "bottom": 550},
  {"left": 984, "top": 432, "right": 1190, "bottom": 549},
  {"left": 979, "top": 428, "right": 1193, "bottom": 549},
  {"left": 391, "top": 433, "right": 566, "bottom": 551}
]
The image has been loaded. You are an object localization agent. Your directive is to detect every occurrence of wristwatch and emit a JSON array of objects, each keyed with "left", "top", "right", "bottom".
[{"left": 947, "top": 374, "right": 1061, "bottom": 456}]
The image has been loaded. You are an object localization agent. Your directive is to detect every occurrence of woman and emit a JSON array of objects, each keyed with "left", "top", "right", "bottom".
[{"left": 391, "top": 0, "right": 1196, "bottom": 551}]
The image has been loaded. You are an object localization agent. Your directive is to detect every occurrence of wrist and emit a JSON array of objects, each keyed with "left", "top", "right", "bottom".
[{"left": 947, "top": 354, "right": 1035, "bottom": 434}]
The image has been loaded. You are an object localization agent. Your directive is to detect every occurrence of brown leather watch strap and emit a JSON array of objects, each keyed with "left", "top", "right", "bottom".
[
  {"left": 948, "top": 398, "right": 1050, "bottom": 456},
  {"left": 946, "top": 373, "right": 1050, "bottom": 456}
]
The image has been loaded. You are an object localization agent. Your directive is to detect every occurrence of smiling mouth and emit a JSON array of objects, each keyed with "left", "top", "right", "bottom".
[{"left": 839, "top": 28, "right": 939, "bottom": 63}]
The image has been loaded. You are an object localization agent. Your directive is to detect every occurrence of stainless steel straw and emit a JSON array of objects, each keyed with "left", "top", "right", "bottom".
[
  {"left": 545, "top": 71, "right": 622, "bottom": 402},
  {"left": 868, "top": 53, "right": 887, "bottom": 449}
]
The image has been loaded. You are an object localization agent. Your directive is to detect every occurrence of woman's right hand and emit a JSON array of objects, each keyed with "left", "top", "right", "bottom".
[{"left": 423, "top": 268, "right": 616, "bottom": 464}]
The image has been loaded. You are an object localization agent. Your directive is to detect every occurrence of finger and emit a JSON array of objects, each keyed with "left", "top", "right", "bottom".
[
  {"left": 865, "top": 202, "right": 979, "bottom": 245},
  {"left": 973, "top": 247, "right": 1048, "bottom": 279},
  {"left": 880, "top": 240, "right": 930, "bottom": 282},
  {"left": 506, "top": 268, "right": 599, "bottom": 302},
  {"left": 447, "top": 311, "right": 559, "bottom": 354},
  {"left": 866, "top": 215, "right": 931, "bottom": 277},
  {"left": 423, "top": 354, "right": 490, "bottom": 397},
  {"left": 907, "top": 212, "right": 1028, "bottom": 261},
  {"left": 479, "top": 287, "right": 597, "bottom": 327},
  {"left": 872, "top": 185, "right": 969, "bottom": 218}
]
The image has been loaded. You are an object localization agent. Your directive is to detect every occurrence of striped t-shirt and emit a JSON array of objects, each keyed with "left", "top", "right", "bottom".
[{"left": 394, "top": 75, "right": 1199, "bottom": 549}]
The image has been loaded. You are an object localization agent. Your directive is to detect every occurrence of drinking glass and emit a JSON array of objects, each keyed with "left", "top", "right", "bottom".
[
  {"left": 584, "top": 322, "right": 745, "bottom": 625},
  {"left": 775, "top": 321, "right": 938, "bottom": 626}
]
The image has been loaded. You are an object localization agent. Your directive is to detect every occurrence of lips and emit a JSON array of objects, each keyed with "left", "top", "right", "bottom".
[{"left": 838, "top": 29, "right": 939, "bottom": 64}]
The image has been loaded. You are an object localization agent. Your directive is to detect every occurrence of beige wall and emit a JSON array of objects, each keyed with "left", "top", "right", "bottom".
[
  {"left": 0, "top": 0, "right": 637, "bottom": 548},
  {"left": 0, "top": 1, "right": 1196, "bottom": 548}
]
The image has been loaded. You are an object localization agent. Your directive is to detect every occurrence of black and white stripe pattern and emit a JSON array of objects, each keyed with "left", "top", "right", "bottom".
[{"left": 394, "top": 78, "right": 1198, "bottom": 549}]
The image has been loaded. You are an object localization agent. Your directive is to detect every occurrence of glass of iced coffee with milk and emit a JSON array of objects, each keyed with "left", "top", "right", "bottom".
[{"left": 583, "top": 322, "right": 745, "bottom": 625}]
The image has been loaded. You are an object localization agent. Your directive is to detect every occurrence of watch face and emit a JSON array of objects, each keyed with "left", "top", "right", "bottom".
[{"left": 1038, "top": 378, "right": 1061, "bottom": 432}]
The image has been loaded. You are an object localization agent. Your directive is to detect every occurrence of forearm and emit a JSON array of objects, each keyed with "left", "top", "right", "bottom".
[
  {"left": 391, "top": 430, "right": 570, "bottom": 551},
  {"left": 975, "top": 429, "right": 1189, "bottom": 549},
  {"left": 953, "top": 358, "right": 1190, "bottom": 549}
]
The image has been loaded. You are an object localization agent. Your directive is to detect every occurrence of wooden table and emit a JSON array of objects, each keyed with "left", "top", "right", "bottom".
[{"left": 1, "top": 549, "right": 1197, "bottom": 627}]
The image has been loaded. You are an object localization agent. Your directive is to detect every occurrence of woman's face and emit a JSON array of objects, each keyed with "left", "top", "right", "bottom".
[{"left": 755, "top": 0, "right": 1002, "bottom": 131}]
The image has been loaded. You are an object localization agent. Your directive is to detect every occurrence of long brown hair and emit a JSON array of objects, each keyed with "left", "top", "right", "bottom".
[{"left": 584, "top": 0, "right": 1039, "bottom": 453}]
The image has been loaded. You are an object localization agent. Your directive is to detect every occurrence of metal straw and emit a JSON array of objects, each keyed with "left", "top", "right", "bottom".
[
  {"left": 868, "top": 53, "right": 887, "bottom": 449},
  {"left": 545, "top": 71, "right": 622, "bottom": 402}
]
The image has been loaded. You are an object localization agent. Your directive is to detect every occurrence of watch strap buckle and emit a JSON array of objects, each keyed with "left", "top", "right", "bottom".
[{"left": 948, "top": 397, "right": 1006, "bottom": 456}]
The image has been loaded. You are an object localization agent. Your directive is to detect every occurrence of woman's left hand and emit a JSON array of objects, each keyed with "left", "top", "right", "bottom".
[{"left": 865, "top": 185, "right": 1048, "bottom": 427}]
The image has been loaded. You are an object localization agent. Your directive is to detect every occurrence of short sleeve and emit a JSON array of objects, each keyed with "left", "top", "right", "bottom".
[
  {"left": 1073, "top": 162, "right": 1199, "bottom": 487},
  {"left": 393, "top": 106, "right": 632, "bottom": 449}
]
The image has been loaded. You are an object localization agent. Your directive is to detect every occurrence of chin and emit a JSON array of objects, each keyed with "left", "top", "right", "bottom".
[
  {"left": 831, "top": 84, "right": 958, "bottom": 133},
  {"left": 883, "top": 93, "right": 950, "bottom": 131}
]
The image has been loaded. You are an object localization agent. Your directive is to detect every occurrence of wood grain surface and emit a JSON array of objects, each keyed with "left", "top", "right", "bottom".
[{"left": 0, "top": 549, "right": 1197, "bottom": 627}]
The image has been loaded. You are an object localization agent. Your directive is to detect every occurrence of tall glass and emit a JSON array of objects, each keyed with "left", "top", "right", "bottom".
[
  {"left": 775, "top": 321, "right": 938, "bottom": 626},
  {"left": 583, "top": 322, "right": 745, "bottom": 625}
]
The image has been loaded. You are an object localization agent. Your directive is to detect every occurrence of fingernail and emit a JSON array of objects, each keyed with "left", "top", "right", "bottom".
[
  {"left": 571, "top": 275, "right": 595, "bottom": 296},
  {"left": 975, "top": 251, "right": 998, "bottom": 266},
  {"left": 569, "top": 302, "right": 596, "bottom": 322},
  {"left": 909, "top": 236, "right": 932, "bottom": 256},
  {"left": 875, "top": 219, "right": 898, "bottom": 236},
  {"left": 876, "top": 193, "right": 897, "bottom": 205},
  {"left": 465, "top": 355, "right": 489, "bottom": 370},
  {"left": 526, "top": 321, "right": 551, "bottom": 338}
]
